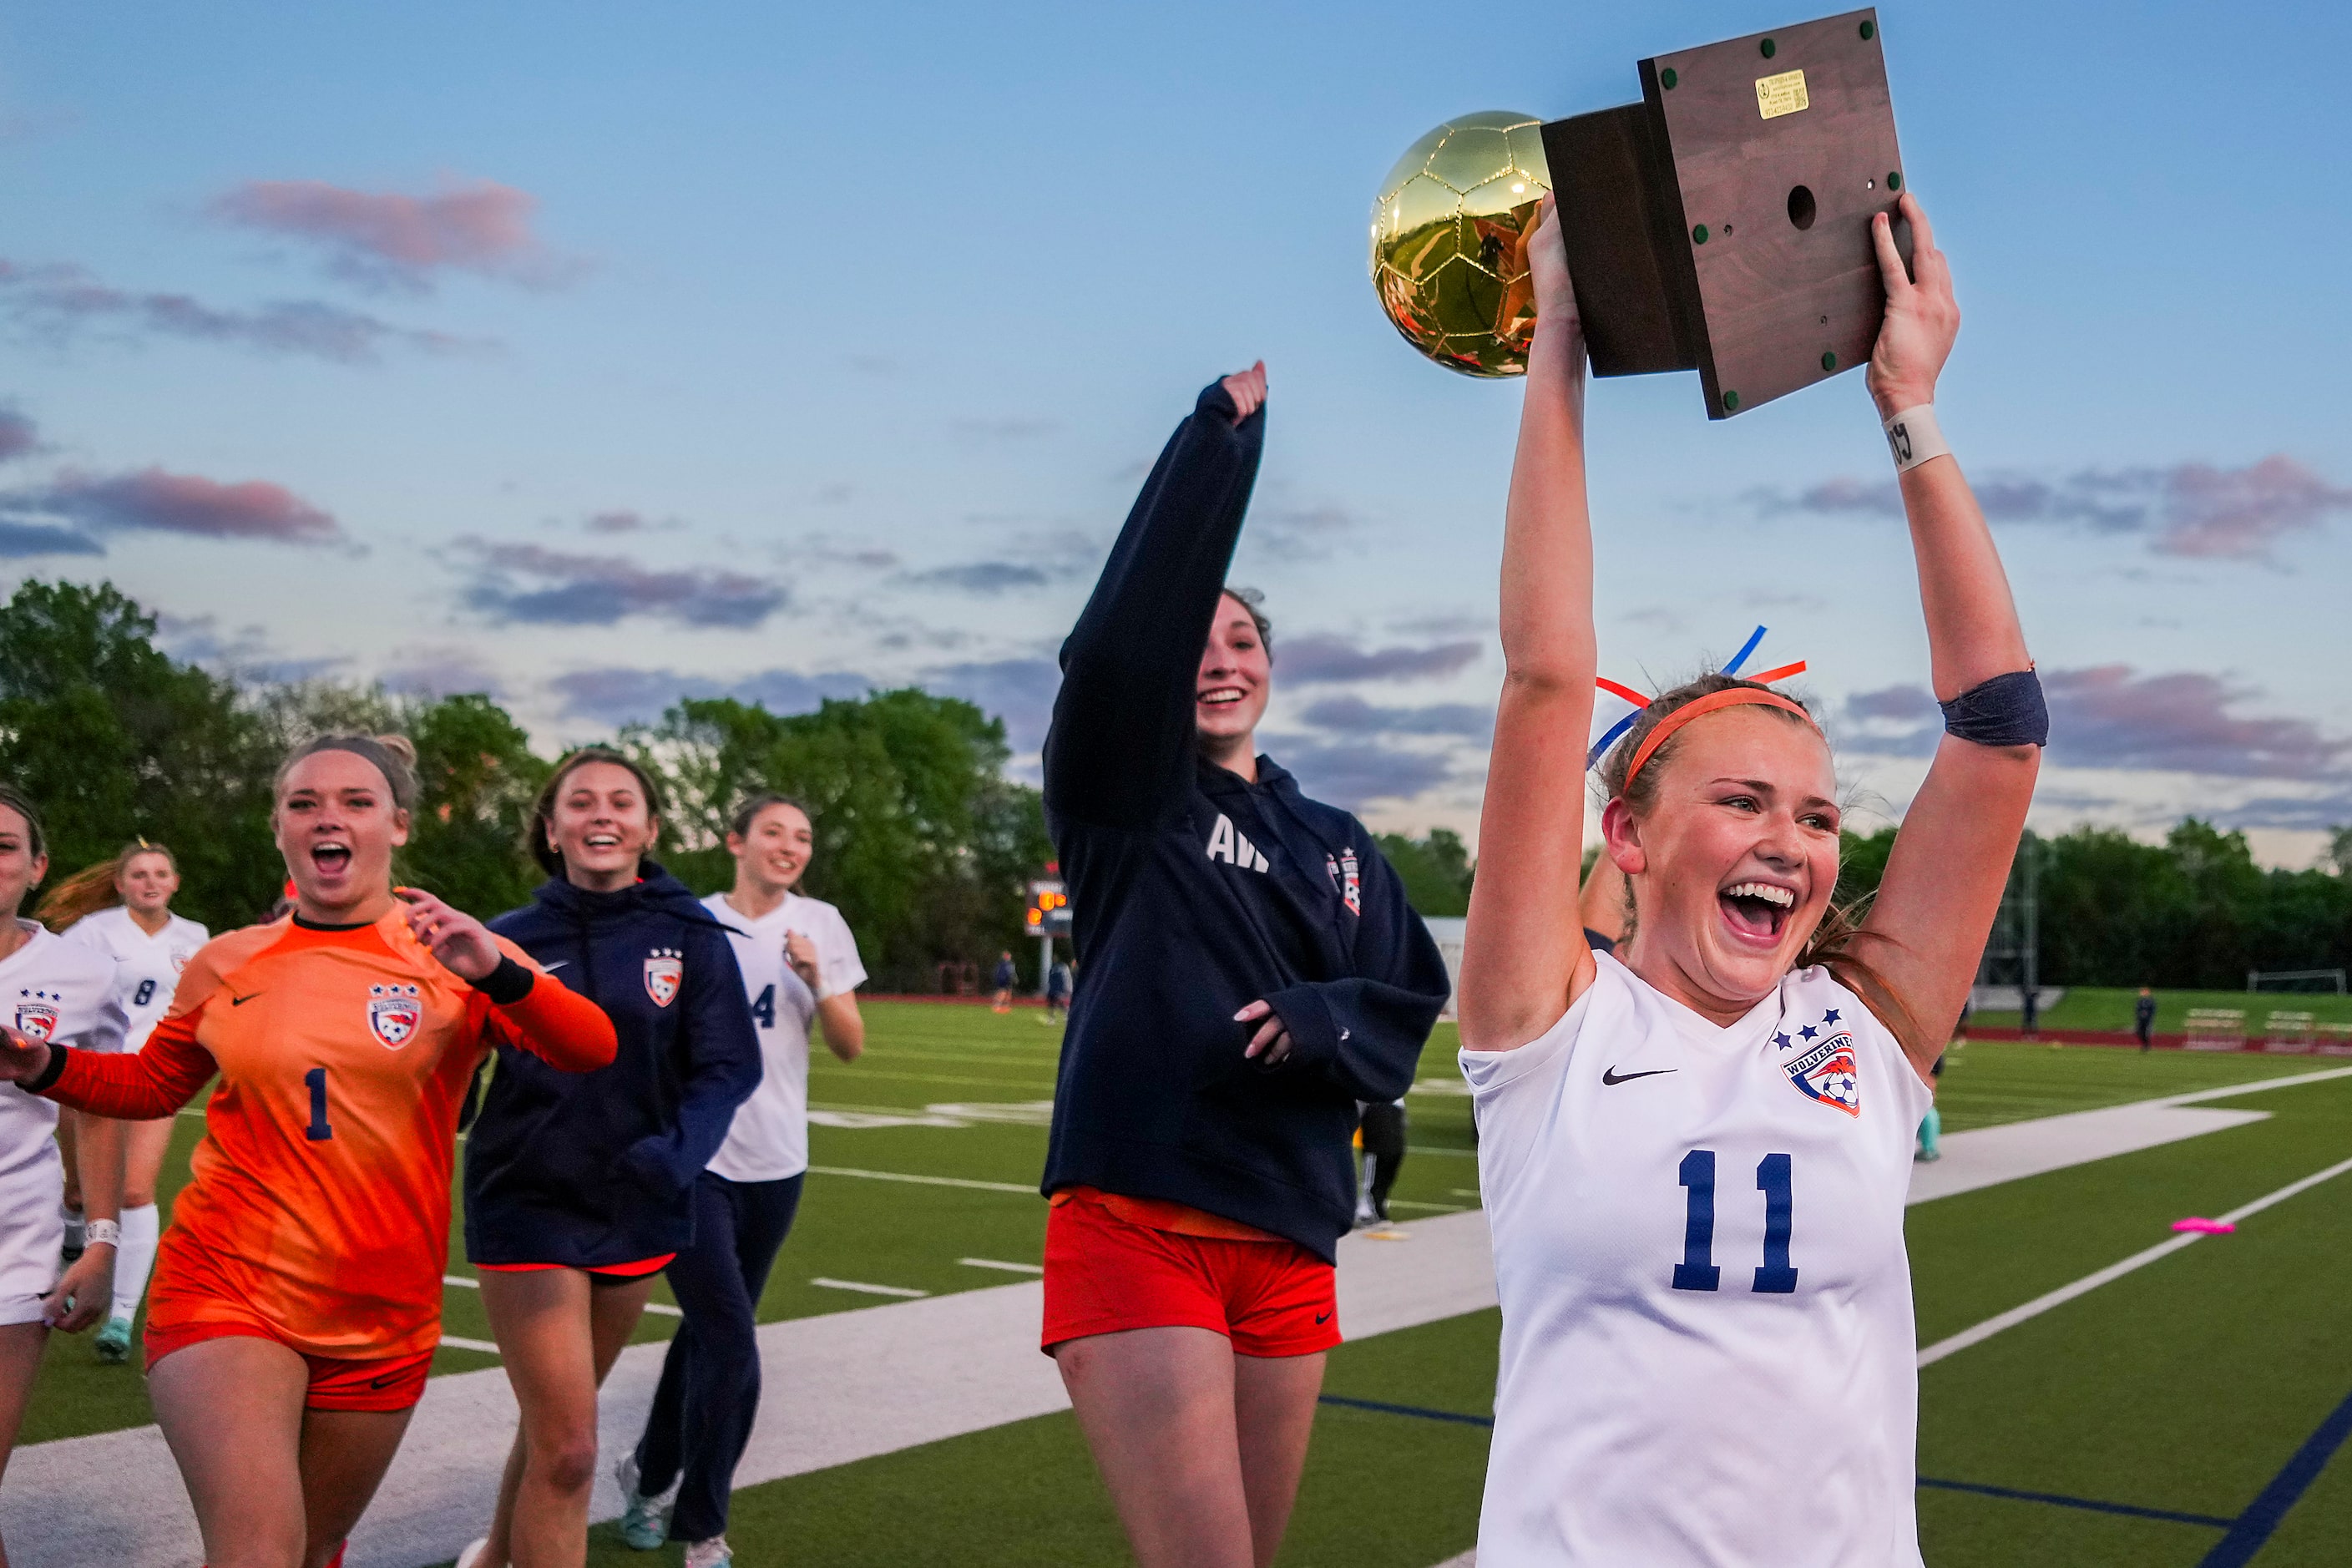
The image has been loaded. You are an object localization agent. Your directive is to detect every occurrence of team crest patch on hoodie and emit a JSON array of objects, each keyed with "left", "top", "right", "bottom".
[
  {"left": 645, "top": 948, "right": 685, "bottom": 1008},
  {"left": 367, "top": 983, "right": 422, "bottom": 1049},
  {"left": 1325, "top": 849, "right": 1363, "bottom": 915},
  {"left": 12, "top": 989, "right": 61, "bottom": 1041}
]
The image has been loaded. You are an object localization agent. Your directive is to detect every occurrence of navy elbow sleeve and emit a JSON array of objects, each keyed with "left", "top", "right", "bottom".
[{"left": 1940, "top": 670, "right": 2047, "bottom": 748}]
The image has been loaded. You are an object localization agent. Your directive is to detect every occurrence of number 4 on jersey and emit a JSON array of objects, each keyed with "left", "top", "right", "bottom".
[{"left": 1674, "top": 1149, "right": 1798, "bottom": 1294}]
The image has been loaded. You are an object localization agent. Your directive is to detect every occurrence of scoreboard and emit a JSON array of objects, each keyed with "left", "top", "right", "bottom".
[{"left": 1025, "top": 878, "right": 1072, "bottom": 939}]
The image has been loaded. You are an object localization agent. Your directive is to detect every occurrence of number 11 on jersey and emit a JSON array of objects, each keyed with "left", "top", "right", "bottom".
[{"left": 1674, "top": 1149, "right": 1798, "bottom": 1294}]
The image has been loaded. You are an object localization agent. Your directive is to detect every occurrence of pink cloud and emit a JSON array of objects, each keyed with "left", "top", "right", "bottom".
[
  {"left": 0, "top": 255, "right": 478, "bottom": 362},
  {"left": 2043, "top": 665, "right": 2344, "bottom": 780},
  {"left": 0, "top": 408, "right": 35, "bottom": 463},
  {"left": 28, "top": 467, "right": 343, "bottom": 545},
  {"left": 1755, "top": 455, "right": 2351, "bottom": 564},
  {"left": 2148, "top": 455, "right": 2352, "bottom": 559},
  {"left": 211, "top": 177, "right": 580, "bottom": 292}
]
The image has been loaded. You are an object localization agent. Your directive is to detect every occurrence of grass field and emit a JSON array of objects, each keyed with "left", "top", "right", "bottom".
[
  {"left": 19, "top": 1002, "right": 2352, "bottom": 1565},
  {"left": 1972, "top": 984, "right": 2352, "bottom": 1034}
]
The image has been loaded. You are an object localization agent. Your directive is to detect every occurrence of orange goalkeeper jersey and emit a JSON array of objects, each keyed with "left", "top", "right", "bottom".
[{"left": 45, "top": 910, "right": 615, "bottom": 1360}]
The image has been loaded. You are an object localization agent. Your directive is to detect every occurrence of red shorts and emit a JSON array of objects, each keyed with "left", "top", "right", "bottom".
[
  {"left": 1041, "top": 1188, "right": 1339, "bottom": 1358},
  {"left": 145, "top": 1317, "right": 434, "bottom": 1413}
]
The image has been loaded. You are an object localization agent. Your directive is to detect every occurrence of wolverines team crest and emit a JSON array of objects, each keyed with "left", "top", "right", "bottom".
[
  {"left": 1778, "top": 1012, "right": 1860, "bottom": 1117},
  {"left": 367, "top": 983, "right": 422, "bottom": 1049},
  {"left": 645, "top": 948, "right": 684, "bottom": 1008},
  {"left": 13, "top": 988, "right": 60, "bottom": 1042}
]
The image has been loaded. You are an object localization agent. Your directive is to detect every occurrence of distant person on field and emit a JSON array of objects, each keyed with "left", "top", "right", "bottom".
[
  {"left": 2135, "top": 986, "right": 2157, "bottom": 1052},
  {"left": 618, "top": 792, "right": 867, "bottom": 1566},
  {"left": 1044, "top": 958, "right": 1073, "bottom": 1025},
  {"left": 1354, "top": 1098, "right": 1407, "bottom": 1227},
  {"left": 991, "top": 950, "right": 1017, "bottom": 1014},
  {"left": 42, "top": 837, "right": 209, "bottom": 1368},
  {"left": 1915, "top": 1054, "right": 1944, "bottom": 1163},
  {"left": 2021, "top": 981, "right": 2039, "bottom": 1038}
]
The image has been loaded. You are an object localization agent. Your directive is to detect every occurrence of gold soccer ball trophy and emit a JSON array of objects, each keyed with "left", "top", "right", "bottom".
[{"left": 1368, "top": 112, "right": 1553, "bottom": 377}]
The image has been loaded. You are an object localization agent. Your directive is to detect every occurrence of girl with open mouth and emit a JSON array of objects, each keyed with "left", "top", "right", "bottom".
[
  {"left": 1458, "top": 191, "right": 2044, "bottom": 1565},
  {"left": 0, "top": 733, "right": 615, "bottom": 1568}
]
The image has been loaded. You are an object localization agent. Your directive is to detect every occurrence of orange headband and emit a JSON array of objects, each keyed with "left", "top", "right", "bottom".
[{"left": 1621, "top": 687, "right": 1820, "bottom": 792}]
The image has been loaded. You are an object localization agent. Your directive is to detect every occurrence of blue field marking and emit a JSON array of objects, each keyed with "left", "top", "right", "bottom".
[
  {"left": 1317, "top": 1394, "right": 1492, "bottom": 1429},
  {"left": 2198, "top": 1382, "right": 2352, "bottom": 1567},
  {"left": 1917, "top": 1476, "right": 2232, "bottom": 1530}
]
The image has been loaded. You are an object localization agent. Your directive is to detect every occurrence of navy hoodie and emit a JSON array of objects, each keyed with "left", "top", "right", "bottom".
[
  {"left": 1040, "top": 378, "right": 1452, "bottom": 1262},
  {"left": 466, "top": 862, "right": 762, "bottom": 1267}
]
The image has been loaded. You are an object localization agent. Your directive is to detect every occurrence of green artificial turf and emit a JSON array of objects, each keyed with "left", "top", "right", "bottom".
[
  {"left": 575, "top": 1309, "right": 1502, "bottom": 1568},
  {"left": 35, "top": 1001, "right": 2352, "bottom": 1566},
  {"left": 1973, "top": 984, "right": 2352, "bottom": 1034},
  {"left": 1930, "top": 1039, "right": 2330, "bottom": 1132}
]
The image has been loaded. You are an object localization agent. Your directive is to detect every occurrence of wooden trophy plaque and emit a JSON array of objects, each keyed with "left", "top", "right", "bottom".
[{"left": 1540, "top": 8, "right": 1909, "bottom": 418}]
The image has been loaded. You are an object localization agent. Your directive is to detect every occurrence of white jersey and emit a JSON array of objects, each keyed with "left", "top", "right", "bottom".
[
  {"left": 0, "top": 921, "right": 127, "bottom": 1323},
  {"left": 703, "top": 892, "right": 867, "bottom": 1184},
  {"left": 62, "top": 905, "right": 209, "bottom": 1053},
  {"left": 1463, "top": 951, "right": 1932, "bottom": 1567}
]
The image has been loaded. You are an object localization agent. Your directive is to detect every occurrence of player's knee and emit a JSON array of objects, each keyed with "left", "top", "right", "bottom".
[
  {"left": 537, "top": 1432, "right": 601, "bottom": 1494},
  {"left": 123, "top": 1183, "right": 156, "bottom": 1209}
]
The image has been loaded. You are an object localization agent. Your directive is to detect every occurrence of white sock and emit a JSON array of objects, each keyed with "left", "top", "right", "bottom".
[
  {"left": 112, "top": 1203, "right": 159, "bottom": 1323},
  {"left": 61, "top": 1203, "right": 83, "bottom": 1252}
]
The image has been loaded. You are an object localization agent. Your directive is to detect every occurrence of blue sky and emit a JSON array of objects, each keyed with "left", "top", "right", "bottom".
[{"left": 3, "top": 1, "right": 2347, "bottom": 863}]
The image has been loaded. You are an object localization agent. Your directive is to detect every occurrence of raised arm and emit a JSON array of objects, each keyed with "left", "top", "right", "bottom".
[
  {"left": 1457, "top": 200, "right": 1600, "bottom": 1052},
  {"left": 1043, "top": 367, "right": 1266, "bottom": 831},
  {"left": 1854, "top": 194, "right": 2041, "bottom": 1070}
]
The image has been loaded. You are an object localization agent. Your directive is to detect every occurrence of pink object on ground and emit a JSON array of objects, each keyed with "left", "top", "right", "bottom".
[{"left": 2171, "top": 1216, "right": 2236, "bottom": 1234}]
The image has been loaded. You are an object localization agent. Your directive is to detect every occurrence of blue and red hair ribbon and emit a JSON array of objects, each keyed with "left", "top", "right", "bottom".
[{"left": 1586, "top": 625, "right": 1808, "bottom": 769}]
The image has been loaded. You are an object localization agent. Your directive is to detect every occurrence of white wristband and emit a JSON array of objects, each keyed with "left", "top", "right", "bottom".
[
  {"left": 1883, "top": 404, "right": 1950, "bottom": 473},
  {"left": 83, "top": 1218, "right": 119, "bottom": 1249}
]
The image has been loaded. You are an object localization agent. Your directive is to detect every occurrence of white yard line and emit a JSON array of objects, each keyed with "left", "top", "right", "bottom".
[
  {"left": 3, "top": 1212, "right": 1499, "bottom": 1568},
  {"left": 1917, "top": 1151, "right": 2352, "bottom": 1368},
  {"left": 437, "top": 1334, "right": 501, "bottom": 1355},
  {"left": 959, "top": 1257, "right": 1044, "bottom": 1274},
  {"left": 805, "top": 1164, "right": 1034, "bottom": 1194},
  {"left": 811, "top": 1277, "right": 931, "bottom": 1299}
]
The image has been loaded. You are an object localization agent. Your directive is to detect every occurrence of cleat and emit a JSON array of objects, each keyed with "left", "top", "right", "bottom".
[
  {"left": 94, "top": 1315, "right": 133, "bottom": 1363},
  {"left": 682, "top": 1538, "right": 732, "bottom": 1568},
  {"left": 454, "top": 1540, "right": 488, "bottom": 1568},
  {"left": 615, "top": 1453, "right": 670, "bottom": 1550}
]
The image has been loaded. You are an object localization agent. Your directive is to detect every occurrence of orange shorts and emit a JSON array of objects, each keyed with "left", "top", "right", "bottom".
[
  {"left": 144, "top": 1315, "right": 433, "bottom": 1413},
  {"left": 1041, "top": 1188, "right": 1338, "bottom": 1358}
]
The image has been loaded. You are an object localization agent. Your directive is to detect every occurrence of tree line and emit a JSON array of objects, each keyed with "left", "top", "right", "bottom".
[
  {"left": 1381, "top": 818, "right": 2352, "bottom": 989},
  {"left": 13, "top": 579, "right": 2344, "bottom": 994},
  {"left": 0, "top": 581, "right": 1049, "bottom": 991}
]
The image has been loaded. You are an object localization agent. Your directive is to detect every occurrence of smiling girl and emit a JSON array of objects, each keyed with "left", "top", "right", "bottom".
[
  {"left": 0, "top": 736, "right": 615, "bottom": 1568},
  {"left": 615, "top": 791, "right": 867, "bottom": 1563},
  {"left": 1040, "top": 364, "right": 1451, "bottom": 1568},
  {"left": 459, "top": 748, "right": 761, "bottom": 1568},
  {"left": 1458, "top": 195, "right": 2041, "bottom": 1565},
  {"left": 0, "top": 787, "right": 124, "bottom": 1568},
  {"left": 44, "top": 839, "right": 209, "bottom": 1363}
]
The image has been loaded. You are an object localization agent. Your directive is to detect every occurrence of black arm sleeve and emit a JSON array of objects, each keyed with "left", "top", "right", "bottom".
[
  {"left": 1262, "top": 834, "right": 1451, "bottom": 1102},
  {"left": 1043, "top": 379, "right": 1266, "bottom": 832}
]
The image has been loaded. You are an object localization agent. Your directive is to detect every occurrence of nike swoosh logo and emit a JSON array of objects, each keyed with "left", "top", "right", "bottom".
[
  {"left": 367, "top": 1373, "right": 400, "bottom": 1389},
  {"left": 1601, "top": 1065, "right": 1676, "bottom": 1085},
  {"left": 1314, "top": 1312, "right": 1333, "bottom": 1325},
  {"left": 229, "top": 993, "right": 261, "bottom": 1007},
  {"left": 541, "top": 961, "right": 568, "bottom": 972}
]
